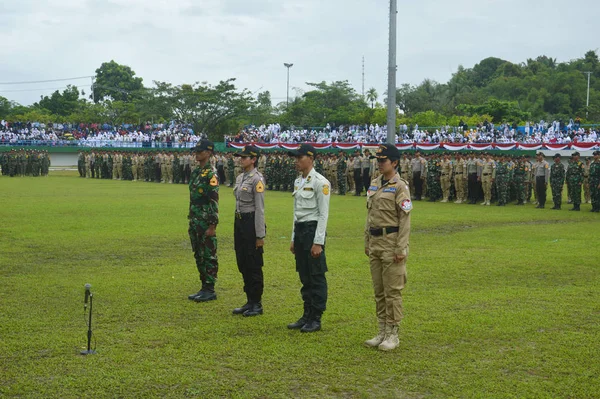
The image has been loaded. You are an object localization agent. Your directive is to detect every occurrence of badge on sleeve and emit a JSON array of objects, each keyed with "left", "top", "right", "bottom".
[
  {"left": 209, "top": 175, "right": 218, "bottom": 186},
  {"left": 256, "top": 181, "right": 265, "bottom": 193},
  {"left": 401, "top": 199, "right": 413, "bottom": 211},
  {"left": 322, "top": 184, "right": 330, "bottom": 195}
]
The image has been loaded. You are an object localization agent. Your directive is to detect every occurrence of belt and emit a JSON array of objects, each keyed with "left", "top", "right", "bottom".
[
  {"left": 235, "top": 211, "right": 254, "bottom": 220},
  {"left": 483, "top": 173, "right": 490, "bottom": 176},
  {"left": 295, "top": 221, "right": 318, "bottom": 229},
  {"left": 441, "top": 173, "right": 449, "bottom": 176},
  {"left": 455, "top": 173, "right": 463, "bottom": 175},
  {"left": 369, "top": 226, "right": 399, "bottom": 236}
]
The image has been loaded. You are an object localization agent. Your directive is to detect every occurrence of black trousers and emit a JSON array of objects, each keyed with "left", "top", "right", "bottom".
[
  {"left": 413, "top": 171, "right": 423, "bottom": 199},
  {"left": 354, "top": 169, "right": 363, "bottom": 194},
  {"left": 536, "top": 176, "right": 547, "bottom": 206},
  {"left": 217, "top": 165, "right": 225, "bottom": 185},
  {"left": 362, "top": 168, "right": 370, "bottom": 192},
  {"left": 468, "top": 173, "right": 478, "bottom": 202},
  {"left": 234, "top": 213, "right": 264, "bottom": 302},
  {"left": 293, "top": 222, "right": 328, "bottom": 315}
]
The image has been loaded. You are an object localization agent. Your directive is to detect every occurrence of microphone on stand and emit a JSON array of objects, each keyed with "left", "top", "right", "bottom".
[
  {"left": 81, "top": 283, "right": 96, "bottom": 355},
  {"left": 84, "top": 283, "right": 91, "bottom": 310}
]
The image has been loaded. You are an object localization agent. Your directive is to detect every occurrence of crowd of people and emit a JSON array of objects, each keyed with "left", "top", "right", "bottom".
[
  {"left": 0, "top": 120, "right": 203, "bottom": 148},
  {"left": 2, "top": 118, "right": 599, "bottom": 148}
]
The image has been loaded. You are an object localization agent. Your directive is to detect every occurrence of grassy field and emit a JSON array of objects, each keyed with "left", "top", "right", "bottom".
[{"left": 1, "top": 171, "right": 599, "bottom": 399}]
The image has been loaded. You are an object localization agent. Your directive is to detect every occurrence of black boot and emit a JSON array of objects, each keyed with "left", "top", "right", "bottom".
[
  {"left": 301, "top": 313, "right": 322, "bottom": 333},
  {"left": 570, "top": 206, "right": 580, "bottom": 211},
  {"left": 243, "top": 302, "right": 263, "bottom": 317},
  {"left": 287, "top": 305, "right": 310, "bottom": 329},
  {"left": 188, "top": 282, "right": 207, "bottom": 300},
  {"left": 232, "top": 302, "right": 251, "bottom": 315},
  {"left": 194, "top": 283, "right": 217, "bottom": 302}
]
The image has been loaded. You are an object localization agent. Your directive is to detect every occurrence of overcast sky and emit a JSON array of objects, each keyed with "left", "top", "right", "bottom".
[{"left": 0, "top": 0, "right": 597, "bottom": 106}]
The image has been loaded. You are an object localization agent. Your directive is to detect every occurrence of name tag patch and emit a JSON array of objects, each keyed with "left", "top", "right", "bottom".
[
  {"left": 368, "top": 186, "right": 378, "bottom": 191},
  {"left": 383, "top": 187, "right": 397, "bottom": 193}
]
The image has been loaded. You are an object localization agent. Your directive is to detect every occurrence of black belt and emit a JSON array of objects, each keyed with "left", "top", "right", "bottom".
[
  {"left": 455, "top": 173, "right": 463, "bottom": 175},
  {"left": 235, "top": 212, "right": 254, "bottom": 220},
  {"left": 441, "top": 173, "right": 449, "bottom": 176},
  {"left": 369, "top": 226, "right": 399, "bottom": 236},
  {"left": 295, "top": 221, "right": 318, "bottom": 229},
  {"left": 483, "top": 173, "right": 490, "bottom": 176}
]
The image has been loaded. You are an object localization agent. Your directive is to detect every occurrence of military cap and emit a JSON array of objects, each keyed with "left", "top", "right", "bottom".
[
  {"left": 593, "top": 150, "right": 600, "bottom": 156},
  {"left": 234, "top": 145, "right": 260, "bottom": 158},
  {"left": 572, "top": 152, "right": 580, "bottom": 157},
  {"left": 192, "top": 139, "right": 215, "bottom": 152},
  {"left": 553, "top": 153, "right": 561, "bottom": 159},
  {"left": 287, "top": 143, "right": 317, "bottom": 158},
  {"left": 536, "top": 152, "right": 544, "bottom": 156},
  {"left": 372, "top": 143, "right": 400, "bottom": 161}
]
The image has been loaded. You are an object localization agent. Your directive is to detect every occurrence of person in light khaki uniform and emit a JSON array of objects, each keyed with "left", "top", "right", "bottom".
[
  {"left": 440, "top": 153, "right": 453, "bottom": 202},
  {"left": 453, "top": 153, "right": 467, "bottom": 203},
  {"left": 478, "top": 153, "right": 496, "bottom": 206},
  {"left": 364, "top": 144, "right": 412, "bottom": 352}
]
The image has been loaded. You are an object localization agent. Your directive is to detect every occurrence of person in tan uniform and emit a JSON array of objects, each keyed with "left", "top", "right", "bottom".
[
  {"left": 364, "top": 144, "right": 412, "bottom": 352},
  {"left": 440, "top": 153, "right": 453, "bottom": 202},
  {"left": 478, "top": 152, "right": 496, "bottom": 206},
  {"left": 328, "top": 154, "right": 338, "bottom": 194},
  {"left": 370, "top": 150, "right": 380, "bottom": 182},
  {"left": 346, "top": 154, "right": 355, "bottom": 192},
  {"left": 399, "top": 152, "right": 411, "bottom": 190},
  {"left": 453, "top": 153, "right": 467, "bottom": 203},
  {"left": 583, "top": 157, "right": 591, "bottom": 204}
]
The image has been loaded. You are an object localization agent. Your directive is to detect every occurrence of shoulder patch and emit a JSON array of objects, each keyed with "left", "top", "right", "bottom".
[
  {"left": 368, "top": 185, "right": 378, "bottom": 192},
  {"left": 322, "top": 184, "right": 330, "bottom": 195},
  {"left": 209, "top": 175, "right": 218, "bottom": 187},
  {"left": 401, "top": 199, "right": 413, "bottom": 211},
  {"left": 256, "top": 180, "right": 264, "bottom": 193}
]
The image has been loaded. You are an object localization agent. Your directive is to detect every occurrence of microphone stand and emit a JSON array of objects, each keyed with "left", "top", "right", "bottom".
[{"left": 81, "top": 292, "right": 96, "bottom": 355}]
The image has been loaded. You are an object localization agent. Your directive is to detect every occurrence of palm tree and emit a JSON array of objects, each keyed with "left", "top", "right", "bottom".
[{"left": 366, "top": 88, "right": 378, "bottom": 108}]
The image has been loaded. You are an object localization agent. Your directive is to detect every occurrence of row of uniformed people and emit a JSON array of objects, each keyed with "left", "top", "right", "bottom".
[
  {"left": 186, "top": 142, "right": 411, "bottom": 351},
  {"left": 0, "top": 149, "right": 51, "bottom": 177}
]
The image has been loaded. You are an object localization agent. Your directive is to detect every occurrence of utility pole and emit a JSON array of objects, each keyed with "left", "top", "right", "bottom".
[
  {"left": 284, "top": 63, "right": 293, "bottom": 108},
  {"left": 386, "top": 0, "right": 397, "bottom": 144},
  {"left": 91, "top": 76, "right": 96, "bottom": 103},
  {"left": 362, "top": 56, "right": 365, "bottom": 98},
  {"left": 584, "top": 71, "right": 592, "bottom": 119}
]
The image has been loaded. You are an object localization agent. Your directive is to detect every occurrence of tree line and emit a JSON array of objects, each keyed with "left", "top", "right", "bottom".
[{"left": 1, "top": 51, "right": 599, "bottom": 140}]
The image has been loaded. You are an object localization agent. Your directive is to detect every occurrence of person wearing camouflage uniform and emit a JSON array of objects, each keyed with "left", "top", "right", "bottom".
[
  {"left": 512, "top": 156, "right": 528, "bottom": 205},
  {"left": 550, "top": 153, "right": 566, "bottom": 210},
  {"left": 187, "top": 140, "right": 220, "bottom": 303},
  {"left": 589, "top": 150, "right": 600, "bottom": 213},
  {"left": 337, "top": 151, "right": 347, "bottom": 195},
  {"left": 566, "top": 152, "right": 584, "bottom": 211},
  {"left": 494, "top": 154, "right": 511, "bottom": 206}
]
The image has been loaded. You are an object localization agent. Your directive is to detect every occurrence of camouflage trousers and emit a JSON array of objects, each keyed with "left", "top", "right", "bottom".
[
  {"left": 495, "top": 175, "right": 509, "bottom": 205},
  {"left": 188, "top": 219, "right": 218, "bottom": 285},
  {"left": 551, "top": 181, "right": 563, "bottom": 208},
  {"left": 514, "top": 178, "right": 526, "bottom": 204},
  {"left": 337, "top": 170, "right": 346, "bottom": 195},
  {"left": 567, "top": 181, "right": 582, "bottom": 207}
]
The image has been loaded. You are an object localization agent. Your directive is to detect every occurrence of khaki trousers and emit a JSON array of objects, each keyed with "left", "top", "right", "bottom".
[{"left": 368, "top": 233, "right": 407, "bottom": 326}]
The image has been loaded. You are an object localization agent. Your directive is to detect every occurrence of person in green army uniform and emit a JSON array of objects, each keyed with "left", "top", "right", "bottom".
[
  {"left": 494, "top": 154, "right": 511, "bottom": 206},
  {"left": 227, "top": 153, "right": 235, "bottom": 188},
  {"left": 315, "top": 154, "right": 324, "bottom": 175},
  {"left": 32, "top": 151, "right": 41, "bottom": 177},
  {"left": 512, "top": 156, "right": 528, "bottom": 205},
  {"left": 173, "top": 153, "right": 181, "bottom": 184},
  {"left": 337, "top": 151, "right": 347, "bottom": 195},
  {"left": 0, "top": 152, "right": 7, "bottom": 176},
  {"left": 589, "top": 151, "right": 600, "bottom": 213},
  {"left": 123, "top": 152, "right": 133, "bottom": 180},
  {"left": 550, "top": 153, "right": 566, "bottom": 210},
  {"left": 187, "top": 140, "right": 220, "bottom": 303},
  {"left": 19, "top": 150, "right": 27, "bottom": 176},
  {"left": 281, "top": 156, "right": 291, "bottom": 191},
  {"left": 77, "top": 152, "right": 85, "bottom": 177},
  {"left": 566, "top": 152, "right": 584, "bottom": 211},
  {"left": 426, "top": 153, "right": 441, "bottom": 202}
]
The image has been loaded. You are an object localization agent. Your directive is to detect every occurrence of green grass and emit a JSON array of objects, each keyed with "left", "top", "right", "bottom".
[{"left": 1, "top": 172, "right": 599, "bottom": 399}]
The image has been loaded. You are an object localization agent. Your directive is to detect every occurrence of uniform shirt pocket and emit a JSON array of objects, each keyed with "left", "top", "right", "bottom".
[
  {"left": 375, "top": 193, "right": 396, "bottom": 211},
  {"left": 239, "top": 185, "right": 254, "bottom": 203},
  {"left": 299, "top": 189, "right": 317, "bottom": 208}
]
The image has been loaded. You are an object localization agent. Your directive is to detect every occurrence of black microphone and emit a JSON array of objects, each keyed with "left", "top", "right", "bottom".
[{"left": 84, "top": 283, "right": 91, "bottom": 309}]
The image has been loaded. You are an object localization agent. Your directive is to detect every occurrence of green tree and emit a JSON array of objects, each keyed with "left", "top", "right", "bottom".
[{"left": 93, "top": 60, "right": 144, "bottom": 103}]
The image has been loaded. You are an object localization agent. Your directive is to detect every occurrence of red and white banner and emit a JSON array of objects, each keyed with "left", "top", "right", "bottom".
[
  {"left": 517, "top": 143, "right": 543, "bottom": 151},
  {"left": 443, "top": 143, "right": 469, "bottom": 151},
  {"left": 545, "top": 144, "right": 570, "bottom": 151},
  {"left": 570, "top": 142, "right": 598, "bottom": 152},
  {"left": 416, "top": 143, "right": 440, "bottom": 151},
  {"left": 469, "top": 144, "right": 493, "bottom": 151},
  {"left": 494, "top": 143, "right": 516, "bottom": 151},
  {"left": 396, "top": 143, "right": 414, "bottom": 150},
  {"left": 226, "top": 142, "right": 600, "bottom": 152}
]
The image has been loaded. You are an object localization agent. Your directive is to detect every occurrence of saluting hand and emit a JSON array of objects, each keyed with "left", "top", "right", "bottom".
[
  {"left": 205, "top": 225, "right": 216, "bottom": 237},
  {"left": 311, "top": 244, "right": 322, "bottom": 258}
]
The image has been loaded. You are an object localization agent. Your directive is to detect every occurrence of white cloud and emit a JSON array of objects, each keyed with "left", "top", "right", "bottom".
[{"left": 0, "top": 0, "right": 597, "bottom": 106}]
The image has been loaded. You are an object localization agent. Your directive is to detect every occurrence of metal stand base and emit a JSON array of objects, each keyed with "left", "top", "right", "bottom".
[{"left": 80, "top": 349, "right": 96, "bottom": 355}]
